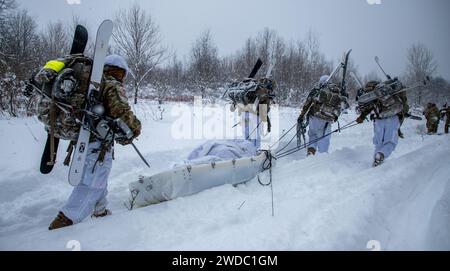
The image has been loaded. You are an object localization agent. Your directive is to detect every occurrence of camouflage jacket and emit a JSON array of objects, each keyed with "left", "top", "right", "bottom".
[
  {"left": 423, "top": 105, "right": 440, "bottom": 121},
  {"left": 99, "top": 75, "right": 141, "bottom": 141}
]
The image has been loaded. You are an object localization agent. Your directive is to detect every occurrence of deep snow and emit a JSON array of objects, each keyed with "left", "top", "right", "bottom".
[{"left": 0, "top": 101, "right": 449, "bottom": 250}]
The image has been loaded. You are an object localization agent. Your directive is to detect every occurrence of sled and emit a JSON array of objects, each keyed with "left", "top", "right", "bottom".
[{"left": 128, "top": 152, "right": 269, "bottom": 208}]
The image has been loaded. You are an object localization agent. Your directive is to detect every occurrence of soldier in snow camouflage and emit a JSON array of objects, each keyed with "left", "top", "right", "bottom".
[
  {"left": 298, "top": 75, "right": 347, "bottom": 156},
  {"left": 356, "top": 80, "right": 409, "bottom": 167},
  {"left": 46, "top": 54, "right": 141, "bottom": 230}
]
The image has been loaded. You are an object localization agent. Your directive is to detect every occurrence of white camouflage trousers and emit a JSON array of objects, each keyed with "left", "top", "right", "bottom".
[
  {"left": 61, "top": 141, "right": 113, "bottom": 224},
  {"left": 242, "top": 111, "right": 262, "bottom": 149},
  {"left": 308, "top": 116, "right": 332, "bottom": 153},
  {"left": 373, "top": 115, "right": 400, "bottom": 159}
]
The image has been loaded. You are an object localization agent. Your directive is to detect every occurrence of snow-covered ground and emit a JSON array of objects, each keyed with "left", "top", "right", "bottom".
[{"left": 0, "top": 101, "right": 449, "bottom": 250}]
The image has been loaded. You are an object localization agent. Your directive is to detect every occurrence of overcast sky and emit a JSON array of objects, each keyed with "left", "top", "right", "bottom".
[{"left": 17, "top": 0, "right": 450, "bottom": 80}]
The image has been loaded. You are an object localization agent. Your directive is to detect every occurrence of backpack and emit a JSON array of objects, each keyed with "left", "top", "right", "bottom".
[
  {"left": 376, "top": 94, "right": 403, "bottom": 119},
  {"left": 37, "top": 55, "right": 93, "bottom": 141},
  {"left": 310, "top": 83, "right": 344, "bottom": 122},
  {"left": 364, "top": 79, "right": 405, "bottom": 119}
]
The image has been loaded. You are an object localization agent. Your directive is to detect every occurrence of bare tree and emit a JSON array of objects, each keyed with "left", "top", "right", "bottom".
[
  {"left": 189, "top": 29, "right": 220, "bottom": 94},
  {"left": 0, "top": 0, "right": 16, "bottom": 14},
  {"left": 0, "top": 9, "right": 40, "bottom": 116},
  {"left": 39, "top": 21, "right": 70, "bottom": 61},
  {"left": 233, "top": 37, "right": 258, "bottom": 79},
  {"left": 112, "top": 4, "right": 167, "bottom": 104},
  {"left": 406, "top": 42, "right": 438, "bottom": 105},
  {"left": 0, "top": 0, "right": 17, "bottom": 68}
]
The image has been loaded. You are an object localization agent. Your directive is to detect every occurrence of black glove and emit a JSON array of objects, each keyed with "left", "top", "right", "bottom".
[
  {"left": 116, "top": 137, "right": 133, "bottom": 146},
  {"left": 356, "top": 115, "right": 365, "bottom": 124}
]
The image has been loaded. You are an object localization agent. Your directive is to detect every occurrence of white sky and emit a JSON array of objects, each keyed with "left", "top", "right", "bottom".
[{"left": 17, "top": 0, "right": 450, "bottom": 80}]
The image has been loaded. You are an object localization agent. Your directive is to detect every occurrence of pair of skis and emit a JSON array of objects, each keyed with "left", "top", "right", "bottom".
[{"left": 40, "top": 20, "right": 114, "bottom": 186}]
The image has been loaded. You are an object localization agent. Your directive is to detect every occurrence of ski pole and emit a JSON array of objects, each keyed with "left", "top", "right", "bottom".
[
  {"left": 374, "top": 56, "right": 391, "bottom": 80},
  {"left": 131, "top": 142, "right": 150, "bottom": 168}
]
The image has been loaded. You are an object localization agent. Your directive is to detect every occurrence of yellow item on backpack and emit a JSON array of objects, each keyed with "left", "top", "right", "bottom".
[{"left": 43, "top": 60, "right": 65, "bottom": 73}]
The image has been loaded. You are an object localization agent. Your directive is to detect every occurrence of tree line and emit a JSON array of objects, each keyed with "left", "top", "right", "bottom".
[{"left": 1, "top": 1, "right": 449, "bottom": 117}]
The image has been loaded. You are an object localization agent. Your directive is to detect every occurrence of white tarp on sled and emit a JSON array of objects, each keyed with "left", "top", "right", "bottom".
[{"left": 128, "top": 140, "right": 268, "bottom": 208}]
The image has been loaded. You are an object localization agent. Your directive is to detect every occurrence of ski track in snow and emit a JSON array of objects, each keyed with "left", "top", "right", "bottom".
[{"left": 0, "top": 103, "right": 449, "bottom": 250}]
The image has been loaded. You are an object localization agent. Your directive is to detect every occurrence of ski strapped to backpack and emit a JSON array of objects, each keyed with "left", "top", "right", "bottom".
[
  {"left": 357, "top": 57, "right": 430, "bottom": 113},
  {"left": 30, "top": 24, "right": 89, "bottom": 174},
  {"left": 353, "top": 57, "right": 428, "bottom": 121},
  {"left": 357, "top": 77, "right": 430, "bottom": 109},
  {"left": 225, "top": 58, "right": 276, "bottom": 136},
  {"left": 295, "top": 49, "right": 352, "bottom": 146},
  {"left": 68, "top": 20, "right": 114, "bottom": 185},
  {"left": 27, "top": 74, "right": 149, "bottom": 167},
  {"left": 26, "top": 20, "right": 147, "bottom": 184},
  {"left": 225, "top": 59, "right": 276, "bottom": 112}
]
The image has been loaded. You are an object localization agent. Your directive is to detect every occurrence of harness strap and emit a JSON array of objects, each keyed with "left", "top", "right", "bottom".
[
  {"left": 63, "top": 141, "right": 76, "bottom": 166},
  {"left": 48, "top": 91, "right": 57, "bottom": 166}
]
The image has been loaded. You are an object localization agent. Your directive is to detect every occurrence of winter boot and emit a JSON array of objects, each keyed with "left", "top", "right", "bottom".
[
  {"left": 91, "top": 209, "right": 112, "bottom": 218},
  {"left": 307, "top": 147, "right": 316, "bottom": 156},
  {"left": 398, "top": 128, "right": 404, "bottom": 139},
  {"left": 372, "top": 152, "right": 385, "bottom": 167},
  {"left": 49, "top": 212, "right": 73, "bottom": 230}
]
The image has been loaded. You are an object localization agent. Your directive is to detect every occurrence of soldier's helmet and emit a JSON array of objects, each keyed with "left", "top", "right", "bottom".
[
  {"left": 319, "top": 75, "right": 329, "bottom": 88},
  {"left": 104, "top": 54, "right": 129, "bottom": 75}
]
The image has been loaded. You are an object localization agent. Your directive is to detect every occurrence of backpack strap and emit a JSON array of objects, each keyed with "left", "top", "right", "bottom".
[{"left": 63, "top": 141, "right": 76, "bottom": 166}]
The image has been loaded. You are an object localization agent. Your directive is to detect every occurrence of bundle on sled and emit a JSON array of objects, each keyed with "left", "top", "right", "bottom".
[{"left": 128, "top": 140, "right": 271, "bottom": 208}]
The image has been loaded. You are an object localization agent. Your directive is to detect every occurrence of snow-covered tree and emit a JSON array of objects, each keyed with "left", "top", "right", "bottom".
[{"left": 405, "top": 42, "right": 438, "bottom": 106}]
